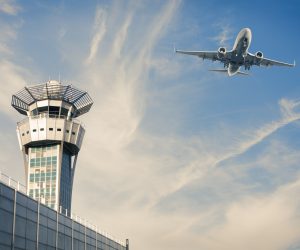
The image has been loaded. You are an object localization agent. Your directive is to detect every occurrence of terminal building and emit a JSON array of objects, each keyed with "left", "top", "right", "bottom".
[{"left": 0, "top": 80, "right": 129, "bottom": 250}]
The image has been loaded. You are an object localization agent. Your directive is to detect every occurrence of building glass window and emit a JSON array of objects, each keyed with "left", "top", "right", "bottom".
[
  {"left": 28, "top": 144, "right": 59, "bottom": 209},
  {"left": 59, "top": 149, "right": 72, "bottom": 212}
]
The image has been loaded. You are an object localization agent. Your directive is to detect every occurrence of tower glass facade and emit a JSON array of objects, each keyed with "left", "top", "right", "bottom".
[
  {"left": 28, "top": 144, "right": 74, "bottom": 212},
  {"left": 59, "top": 149, "right": 72, "bottom": 212},
  {"left": 28, "top": 144, "right": 59, "bottom": 210}
]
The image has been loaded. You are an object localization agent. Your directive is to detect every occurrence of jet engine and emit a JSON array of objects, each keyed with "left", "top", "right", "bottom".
[
  {"left": 218, "top": 47, "right": 226, "bottom": 59},
  {"left": 255, "top": 51, "right": 263, "bottom": 62}
]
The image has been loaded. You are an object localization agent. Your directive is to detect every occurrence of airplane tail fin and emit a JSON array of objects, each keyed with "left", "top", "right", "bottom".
[{"left": 209, "top": 69, "right": 250, "bottom": 76}]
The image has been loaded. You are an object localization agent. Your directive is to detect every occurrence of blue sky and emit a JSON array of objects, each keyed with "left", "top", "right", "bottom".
[{"left": 0, "top": 1, "right": 300, "bottom": 249}]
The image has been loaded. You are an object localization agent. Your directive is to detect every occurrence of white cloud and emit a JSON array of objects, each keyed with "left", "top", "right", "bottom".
[
  {"left": 81, "top": 0, "right": 182, "bottom": 151},
  {"left": 220, "top": 98, "right": 300, "bottom": 164},
  {"left": 110, "top": 13, "right": 132, "bottom": 61},
  {"left": 0, "top": 0, "right": 20, "bottom": 15},
  {"left": 201, "top": 178, "right": 300, "bottom": 250},
  {"left": 211, "top": 22, "right": 233, "bottom": 47},
  {"left": 0, "top": 15, "right": 27, "bottom": 116},
  {"left": 65, "top": 3, "right": 300, "bottom": 248},
  {"left": 0, "top": 43, "right": 12, "bottom": 55},
  {"left": 85, "top": 7, "right": 107, "bottom": 65},
  {"left": 0, "top": 23, "right": 18, "bottom": 56},
  {"left": 0, "top": 60, "right": 28, "bottom": 119},
  {"left": 146, "top": 98, "right": 300, "bottom": 206}
]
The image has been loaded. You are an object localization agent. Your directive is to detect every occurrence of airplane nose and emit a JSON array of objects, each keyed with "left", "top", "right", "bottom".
[{"left": 244, "top": 28, "right": 251, "bottom": 36}]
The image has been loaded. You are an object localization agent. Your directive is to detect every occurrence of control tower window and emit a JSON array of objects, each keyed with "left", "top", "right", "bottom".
[
  {"left": 30, "top": 107, "right": 71, "bottom": 118},
  {"left": 48, "top": 106, "right": 59, "bottom": 116},
  {"left": 38, "top": 106, "right": 48, "bottom": 114}
]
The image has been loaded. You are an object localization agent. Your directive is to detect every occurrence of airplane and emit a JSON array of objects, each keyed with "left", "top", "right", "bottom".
[{"left": 175, "top": 27, "right": 295, "bottom": 76}]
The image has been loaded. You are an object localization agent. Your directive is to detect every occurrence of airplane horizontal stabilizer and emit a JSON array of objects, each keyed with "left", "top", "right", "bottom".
[
  {"left": 236, "top": 71, "right": 250, "bottom": 75},
  {"left": 208, "top": 69, "right": 227, "bottom": 73},
  {"left": 209, "top": 69, "right": 249, "bottom": 76}
]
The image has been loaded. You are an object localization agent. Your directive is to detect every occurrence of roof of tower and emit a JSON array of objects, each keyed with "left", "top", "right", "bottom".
[{"left": 11, "top": 80, "right": 93, "bottom": 117}]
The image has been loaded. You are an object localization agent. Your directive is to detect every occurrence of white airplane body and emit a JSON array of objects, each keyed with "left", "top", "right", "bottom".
[{"left": 176, "top": 28, "right": 295, "bottom": 76}]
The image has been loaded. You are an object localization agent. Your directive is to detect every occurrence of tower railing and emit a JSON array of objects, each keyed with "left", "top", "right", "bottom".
[{"left": 0, "top": 171, "right": 26, "bottom": 193}]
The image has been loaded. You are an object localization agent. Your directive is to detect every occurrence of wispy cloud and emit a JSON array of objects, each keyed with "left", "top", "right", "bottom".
[
  {"left": 110, "top": 13, "right": 132, "bottom": 61},
  {"left": 81, "top": 0, "right": 181, "bottom": 151},
  {"left": 0, "top": 60, "right": 28, "bottom": 118},
  {"left": 211, "top": 22, "right": 233, "bottom": 47},
  {"left": 0, "top": 23, "right": 19, "bottom": 55},
  {"left": 85, "top": 6, "right": 107, "bottom": 65},
  {"left": 0, "top": 20, "right": 29, "bottom": 119},
  {"left": 202, "top": 178, "right": 300, "bottom": 250},
  {"left": 68, "top": 3, "right": 300, "bottom": 248},
  {"left": 151, "top": 98, "right": 300, "bottom": 206},
  {"left": 0, "top": 0, "right": 20, "bottom": 15},
  {"left": 215, "top": 98, "right": 300, "bottom": 165}
]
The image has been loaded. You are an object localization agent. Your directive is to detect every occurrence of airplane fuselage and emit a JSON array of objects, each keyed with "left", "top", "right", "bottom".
[{"left": 227, "top": 28, "right": 252, "bottom": 76}]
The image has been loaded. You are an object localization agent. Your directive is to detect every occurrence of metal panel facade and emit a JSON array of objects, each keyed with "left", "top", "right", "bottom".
[{"left": 0, "top": 182, "right": 127, "bottom": 250}]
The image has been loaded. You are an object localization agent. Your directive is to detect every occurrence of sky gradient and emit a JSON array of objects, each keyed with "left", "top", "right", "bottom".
[{"left": 0, "top": 1, "right": 300, "bottom": 249}]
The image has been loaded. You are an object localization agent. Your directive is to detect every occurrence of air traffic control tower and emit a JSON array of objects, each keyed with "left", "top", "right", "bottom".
[{"left": 11, "top": 80, "right": 93, "bottom": 214}]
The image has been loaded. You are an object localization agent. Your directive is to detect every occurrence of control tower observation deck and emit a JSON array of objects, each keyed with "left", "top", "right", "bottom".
[{"left": 11, "top": 80, "right": 93, "bottom": 214}]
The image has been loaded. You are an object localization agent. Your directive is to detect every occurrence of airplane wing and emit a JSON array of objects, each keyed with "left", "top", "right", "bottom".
[
  {"left": 175, "top": 50, "right": 220, "bottom": 61},
  {"left": 246, "top": 53, "right": 295, "bottom": 67},
  {"left": 259, "top": 58, "right": 295, "bottom": 67}
]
